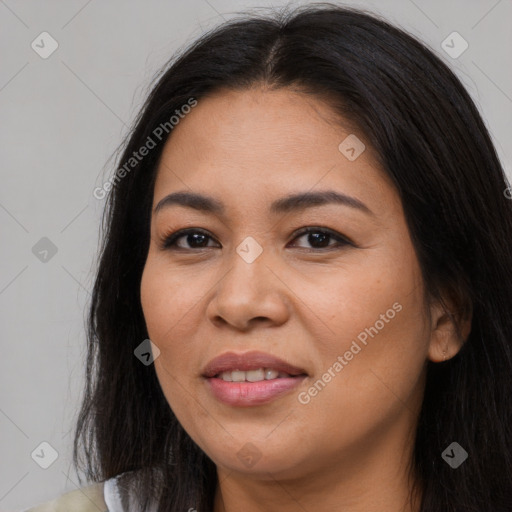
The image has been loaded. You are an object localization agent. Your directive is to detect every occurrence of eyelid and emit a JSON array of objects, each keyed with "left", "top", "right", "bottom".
[
  {"left": 159, "top": 226, "right": 354, "bottom": 251},
  {"left": 160, "top": 227, "right": 219, "bottom": 250},
  {"left": 290, "top": 226, "right": 354, "bottom": 247}
]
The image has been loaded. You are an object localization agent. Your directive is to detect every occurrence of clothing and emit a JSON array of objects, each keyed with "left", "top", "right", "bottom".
[
  {"left": 21, "top": 471, "right": 162, "bottom": 512},
  {"left": 21, "top": 476, "right": 119, "bottom": 512},
  {"left": 103, "top": 476, "right": 123, "bottom": 511}
]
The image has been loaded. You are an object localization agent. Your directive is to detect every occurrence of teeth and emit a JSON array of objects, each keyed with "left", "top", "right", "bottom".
[
  {"left": 231, "top": 370, "right": 245, "bottom": 382},
  {"left": 265, "top": 369, "right": 279, "bottom": 380},
  {"left": 218, "top": 368, "right": 288, "bottom": 382},
  {"left": 246, "top": 369, "right": 265, "bottom": 382}
]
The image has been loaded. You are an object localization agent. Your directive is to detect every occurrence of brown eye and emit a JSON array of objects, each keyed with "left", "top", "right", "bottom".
[
  {"left": 161, "top": 229, "right": 219, "bottom": 250},
  {"left": 289, "top": 227, "right": 352, "bottom": 250},
  {"left": 160, "top": 226, "right": 353, "bottom": 252}
]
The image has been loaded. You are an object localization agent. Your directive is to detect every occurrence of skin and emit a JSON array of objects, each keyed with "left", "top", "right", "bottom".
[{"left": 140, "top": 86, "right": 469, "bottom": 512}]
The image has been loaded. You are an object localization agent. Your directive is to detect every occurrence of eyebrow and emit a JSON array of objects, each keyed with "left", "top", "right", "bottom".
[{"left": 153, "top": 190, "right": 373, "bottom": 216}]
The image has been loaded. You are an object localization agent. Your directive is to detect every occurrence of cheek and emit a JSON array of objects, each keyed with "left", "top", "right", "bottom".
[
  {"left": 139, "top": 254, "right": 203, "bottom": 366},
  {"left": 140, "top": 257, "right": 204, "bottom": 419},
  {"left": 141, "top": 250, "right": 197, "bottom": 331},
  {"left": 294, "top": 251, "right": 429, "bottom": 441},
  {"left": 295, "top": 244, "right": 426, "bottom": 359}
]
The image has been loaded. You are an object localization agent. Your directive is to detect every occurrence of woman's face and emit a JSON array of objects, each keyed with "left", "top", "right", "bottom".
[{"left": 140, "top": 87, "right": 442, "bottom": 481}]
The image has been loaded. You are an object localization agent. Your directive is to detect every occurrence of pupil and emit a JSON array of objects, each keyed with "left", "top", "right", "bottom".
[
  {"left": 189, "top": 233, "right": 208, "bottom": 247},
  {"left": 309, "top": 232, "right": 329, "bottom": 247}
]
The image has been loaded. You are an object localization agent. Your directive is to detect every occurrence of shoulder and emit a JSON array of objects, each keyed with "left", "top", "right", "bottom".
[{"left": 22, "top": 481, "right": 108, "bottom": 512}]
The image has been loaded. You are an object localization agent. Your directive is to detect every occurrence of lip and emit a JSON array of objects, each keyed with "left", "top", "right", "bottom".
[
  {"left": 202, "top": 350, "right": 307, "bottom": 378},
  {"left": 202, "top": 350, "right": 308, "bottom": 407},
  {"left": 206, "top": 376, "right": 307, "bottom": 407}
]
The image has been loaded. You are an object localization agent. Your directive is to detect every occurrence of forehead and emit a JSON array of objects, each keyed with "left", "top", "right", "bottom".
[{"left": 152, "top": 87, "right": 397, "bottom": 218}]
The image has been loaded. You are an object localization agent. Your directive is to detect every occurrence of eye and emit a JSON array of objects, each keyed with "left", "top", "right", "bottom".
[
  {"left": 160, "top": 228, "right": 220, "bottom": 250},
  {"left": 160, "top": 227, "right": 352, "bottom": 251},
  {"left": 288, "top": 227, "right": 353, "bottom": 251}
]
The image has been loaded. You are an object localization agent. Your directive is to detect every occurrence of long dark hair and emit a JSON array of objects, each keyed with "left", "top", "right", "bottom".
[{"left": 73, "top": 3, "right": 512, "bottom": 510}]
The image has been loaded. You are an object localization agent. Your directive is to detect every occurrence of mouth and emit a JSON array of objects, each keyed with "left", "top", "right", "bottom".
[
  {"left": 214, "top": 368, "right": 303, "bottom": 382},
  {"left": 202, "top": 350, "right": 307, "bottom": 378},
  {"left": 202, "top": 351, "right": 308, "bottom": 407}
]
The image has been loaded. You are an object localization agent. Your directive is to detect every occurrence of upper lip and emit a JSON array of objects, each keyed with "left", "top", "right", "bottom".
[{"left": 202, "top": 350, "right": 308, "bottom": 378}]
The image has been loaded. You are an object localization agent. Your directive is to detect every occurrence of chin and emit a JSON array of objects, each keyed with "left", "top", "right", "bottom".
[{"left": 206, "top": 443, "right": 310, "bottom": 479}]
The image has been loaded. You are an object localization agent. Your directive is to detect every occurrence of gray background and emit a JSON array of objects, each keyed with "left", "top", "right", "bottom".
[{"left": 1, "top": 0, "right": 510, "bottom": 510}]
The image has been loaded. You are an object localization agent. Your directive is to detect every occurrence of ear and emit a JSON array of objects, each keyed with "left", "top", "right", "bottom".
[{"left": 427, "top": 293, "right": 472, "bottom": 363}]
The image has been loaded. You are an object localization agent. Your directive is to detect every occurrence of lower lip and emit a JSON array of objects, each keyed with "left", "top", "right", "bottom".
[{"left": 205, "top": 376, "right": 307, "bottom": 407}]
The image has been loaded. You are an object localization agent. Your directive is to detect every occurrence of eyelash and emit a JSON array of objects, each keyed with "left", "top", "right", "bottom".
[{"left": 160, "top": 226, "right": 353, "bottom": 252}]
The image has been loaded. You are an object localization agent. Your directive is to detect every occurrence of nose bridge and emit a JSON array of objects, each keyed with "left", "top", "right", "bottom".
[
  {"left": 224, "top": 236, "right": 273, "bottom": 300},
  {"left": 208, "top": 236, "right": 289, "bottom": 328}
]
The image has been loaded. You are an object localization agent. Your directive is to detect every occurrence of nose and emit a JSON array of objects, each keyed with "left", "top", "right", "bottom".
[{"left": 206, "top": 244, "right": 291, "bottom": 331}]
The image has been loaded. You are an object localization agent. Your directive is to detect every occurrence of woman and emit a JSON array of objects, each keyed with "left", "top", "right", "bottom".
[{"left": 25, "top": 3, "right": 512, "bottom": 511}]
